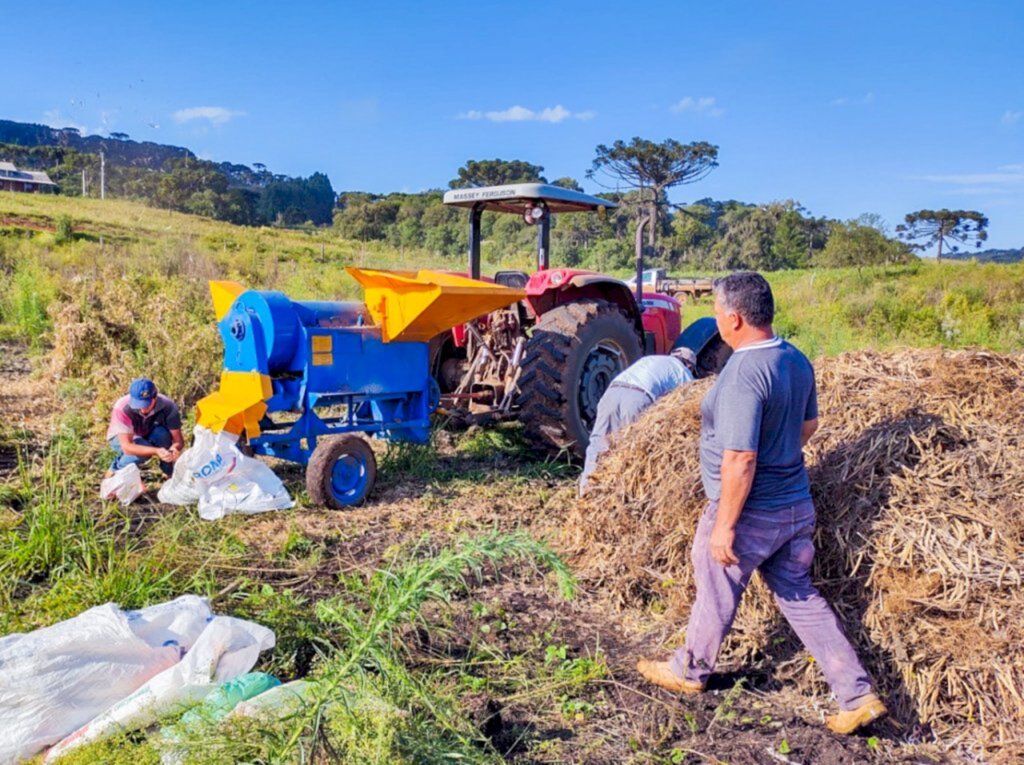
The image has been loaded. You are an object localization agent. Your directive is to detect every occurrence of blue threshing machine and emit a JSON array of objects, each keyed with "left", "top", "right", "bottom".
[{"left": 196, "top": 269, "right": 525, "bottom": 508}]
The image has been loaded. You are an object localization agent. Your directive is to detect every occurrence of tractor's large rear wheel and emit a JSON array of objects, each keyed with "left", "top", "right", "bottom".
[{"left": 517, "top": 300, "right": 642, "bottom": 459}]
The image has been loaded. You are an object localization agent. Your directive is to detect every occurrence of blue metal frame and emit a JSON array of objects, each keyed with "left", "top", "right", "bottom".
[
  {"left": 248, "top": 389, "right": 434, "bottom": 464},
  {"left": 220, "top": 290, "right": 440, "bottom": 467}
]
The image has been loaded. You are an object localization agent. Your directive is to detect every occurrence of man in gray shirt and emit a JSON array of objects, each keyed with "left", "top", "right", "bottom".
[{"left": 636, "top": 272, "right": 887, "bottom": 735}]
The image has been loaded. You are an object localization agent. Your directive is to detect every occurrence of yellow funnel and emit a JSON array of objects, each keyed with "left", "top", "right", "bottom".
[
  {"left": 210, "top": 280, "right": 245, "bottom": 321},
  {"left": 196, "top": 371, "right": 273, "bottom": 437},
  {"left": 347, "top": 268, "right": 526, "bottom": 343}
]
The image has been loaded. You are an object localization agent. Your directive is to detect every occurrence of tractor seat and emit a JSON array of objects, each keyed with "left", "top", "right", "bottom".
[{"left": 494, "top": 270, "right": 530, "bottom": 289}]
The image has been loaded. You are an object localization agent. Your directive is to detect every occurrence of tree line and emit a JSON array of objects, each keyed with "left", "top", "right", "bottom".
[
  {"left": 336, "top": 140, "right": 989, "bottom": 271},
  {"left": 335, "top": 149, "right": 913, "bottom": 272},
  {"left": 3, "top": 124, "right": 991, "bottom": 268}
]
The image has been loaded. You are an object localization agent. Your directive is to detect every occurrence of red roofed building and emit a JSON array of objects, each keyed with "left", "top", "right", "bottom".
[{"left": 0, "top": 161, "right": 57, "bottom": 193}]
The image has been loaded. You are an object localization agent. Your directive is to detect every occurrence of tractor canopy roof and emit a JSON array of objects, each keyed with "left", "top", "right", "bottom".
[{"left": 442, "top": 183, "right": 618, "bottom": 214}]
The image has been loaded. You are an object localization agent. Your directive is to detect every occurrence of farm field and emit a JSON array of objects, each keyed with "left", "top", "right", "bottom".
[{"left": 2, "top": 194, "right": 1023, "bottom": 764}]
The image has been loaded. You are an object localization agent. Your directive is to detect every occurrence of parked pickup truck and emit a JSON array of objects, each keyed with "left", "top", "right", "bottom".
[{"left": 626, "top": 269, "right": 714, "bottom": 301}]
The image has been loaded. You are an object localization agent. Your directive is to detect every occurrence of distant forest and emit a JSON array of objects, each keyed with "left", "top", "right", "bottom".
[
  {"left": 2, "top": 118, "right": 1018, "bottom": 271},
  {"left": 0, "top": 119, "right": 334, "bottom": 227}
]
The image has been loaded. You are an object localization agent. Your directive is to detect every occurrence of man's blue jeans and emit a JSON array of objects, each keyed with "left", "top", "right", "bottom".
[{"left": 109, "top": 425, "right": 173, "bottom": 477}]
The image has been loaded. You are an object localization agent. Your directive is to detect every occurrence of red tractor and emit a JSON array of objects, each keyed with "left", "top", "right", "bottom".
[{"left": 432, "top": 183, "right": 723, "bottom": 458}]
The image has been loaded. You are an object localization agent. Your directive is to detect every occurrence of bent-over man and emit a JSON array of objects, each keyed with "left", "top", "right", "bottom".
[
  {"left": 106, "top": 378, "right": 184, "bottom": 478},
  {"left": 636, "top": 272, "right": 886, "bottom": 735},
  {"left": 579, "top": 347, "right": 696, "bottom": 496}
]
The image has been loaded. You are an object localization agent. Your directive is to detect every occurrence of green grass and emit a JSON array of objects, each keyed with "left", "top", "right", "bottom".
[
  {"left": 4, "top": 194, "right": 1023, "bottom": 371},
  {"left": 676, "top": 263, "right": 1024, "bottom": 359}
]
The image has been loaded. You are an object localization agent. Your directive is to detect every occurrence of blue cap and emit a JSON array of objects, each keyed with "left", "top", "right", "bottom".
[{"left": 129, "top": 378, "right": 158, "bottom": 410}]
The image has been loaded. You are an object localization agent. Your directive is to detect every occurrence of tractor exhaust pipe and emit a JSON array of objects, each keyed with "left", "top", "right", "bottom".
[{"left": 634, "top": 213, "right": 650, "bottom": 307}]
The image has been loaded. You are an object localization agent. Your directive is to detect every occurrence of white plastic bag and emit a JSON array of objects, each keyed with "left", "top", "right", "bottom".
[
  {"left": 159, "top": 426, "right": 293, "bottom": 519},
  {"left": 0, "top": 595, "right": 213, "bottom": 765},
  {"left": 156, "top": 428, "right": 217, "bottom": 506},
  {"left": 156, "top": 457, "right": 201, "bottom": 505},
  {"left": 99, "top": 463, "right": 145, "bottom": 506},
  {"left": 46, "top": 615, "right": 275, "bottom": 761}
]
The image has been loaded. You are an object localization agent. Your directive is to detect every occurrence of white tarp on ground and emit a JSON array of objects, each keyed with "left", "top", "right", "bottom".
[
  {"left": 45, "top": 615, "right": 274, "bottom": 761},
  {"left": 157, "top": 425, "right": 293, "bottom": 519},
  {"left": 0, "top": 595, "right": 275, "bottom": 765},
  {"left": 0, "top": 595, "right": 212, "bottom": 764}
]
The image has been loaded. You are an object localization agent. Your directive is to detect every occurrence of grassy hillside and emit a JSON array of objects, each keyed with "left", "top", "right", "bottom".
[
  {"left": 680, "top": 264, "right": 1024, "bottom": 358},
  {"left": 3, "top": 192, "right": 1022, "bottom": 367}
]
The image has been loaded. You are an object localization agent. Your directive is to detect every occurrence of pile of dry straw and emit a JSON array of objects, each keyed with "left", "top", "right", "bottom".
[{"left": 562, "top": 349, "right": 1024, "bottom": 759}]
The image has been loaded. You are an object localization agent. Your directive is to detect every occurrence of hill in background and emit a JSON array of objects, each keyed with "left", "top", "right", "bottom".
[
  {"left": 0, "top": 118, "right": 334, "bottom": 226},
  {"left": 945, "top": 247, "right": 1023, "bottom": 264}
]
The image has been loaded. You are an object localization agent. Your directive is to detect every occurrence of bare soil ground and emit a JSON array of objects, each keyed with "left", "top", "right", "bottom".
[
  {"left": 223, "top": 451, "right": 943, "bottom": 764},
  {"left": 0, "top": 343, "right": 54, "bottom": 480}
]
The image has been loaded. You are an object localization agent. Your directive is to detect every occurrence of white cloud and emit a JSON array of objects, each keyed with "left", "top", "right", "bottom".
[
  {"left": 457, "top": 104, "right": 594, "bottom": 123},
  {"left": 98, "top": 109, "right": 119, "bottom": 132},
  {"left": 912, "top": 165, "right": 1024, "bottom": 198},
  {"left": 831, "top": 92, "right": 874, "bottom": 107},
  {"left": 953, "top": 187, "right": 1012, "bottom": 196},
  {"left": 670, "top": 96, "right": 724, "bottom": 117},
  {"left": 914, "top": 171, "right": 1024, "bottom": 185},
  {"left": 172, "top": 106, "right": 245, "bottom": 126},
  {"left": 1001, "top": 110, "right": 1022, "bottom": 126}
]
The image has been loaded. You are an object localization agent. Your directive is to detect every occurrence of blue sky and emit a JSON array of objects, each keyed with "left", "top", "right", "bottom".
[{"left": 4, "top": 1, "right": 1023, "bottom": 251}]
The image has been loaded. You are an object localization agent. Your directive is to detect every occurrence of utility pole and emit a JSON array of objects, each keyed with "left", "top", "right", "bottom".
[
  {"left": 81, "top": 169, "right": 86, "bottom": 196},
  {"left": 100, "top": 152, "right": 106, "bottom": 200}
]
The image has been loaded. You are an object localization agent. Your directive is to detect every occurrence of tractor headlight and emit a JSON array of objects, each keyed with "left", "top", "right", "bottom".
[
  {"left": 550, "top": 270, "right": 564, "bottom": 286},
  {"left": 523, "top": 205, "right": 545, "bottom": 225}
]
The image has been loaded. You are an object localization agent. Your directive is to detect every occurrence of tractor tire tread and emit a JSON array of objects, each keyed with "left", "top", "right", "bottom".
[{"left": 517, "top": 299, "right": 641, "bottom": 458}]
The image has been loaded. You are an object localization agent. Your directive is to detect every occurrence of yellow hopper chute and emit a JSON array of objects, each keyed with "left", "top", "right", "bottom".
[
  {"left": 197, "top": 280, "right": 274, "bottom": 437},
  {"left": 346, "top": 268, "right": 527, "bottom": 343},
  {"left": 196, "top": 371, "right": 273, "bottom": 437}
]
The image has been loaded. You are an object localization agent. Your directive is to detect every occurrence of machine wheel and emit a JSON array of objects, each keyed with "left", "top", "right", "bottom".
[
  {"left": 517, "top": 299, "right": 642, "bottom": 459},
  {"left": 306, "top": 435, "right": 377, "bottom": 509}
]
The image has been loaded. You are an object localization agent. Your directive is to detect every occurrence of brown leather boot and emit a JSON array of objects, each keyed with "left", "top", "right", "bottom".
[
  {"left": 636, "top": 659, "right": 704, "bottom": 695},
  {"left": 826, "top": 694, "right": 888, "bottom": 734}
]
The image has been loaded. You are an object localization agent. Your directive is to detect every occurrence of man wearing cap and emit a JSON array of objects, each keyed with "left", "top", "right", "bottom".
[
  {"left": 579, "top": 347, "right": 697, "bottom": 496},
  {"left": 106, "top": 378, "right": 184, "bottom": 478}
]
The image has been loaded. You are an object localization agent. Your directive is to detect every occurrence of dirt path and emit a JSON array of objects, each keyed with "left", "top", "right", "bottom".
[
  {"left": 0, "top": 343, "right": 54, "bottom": 480},
  {"left": 226, "top": 457, "right": 934, "bottom": 765}
]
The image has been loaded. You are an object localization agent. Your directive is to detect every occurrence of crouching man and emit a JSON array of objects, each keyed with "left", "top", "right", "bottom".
[
  {"left": 106, "top": 378, "right": 184, "bottom": 479},
  {"left": 636, "top": 272, "right": 886, "bottom": 735},
  {"left": 579, "top": 347, "right": 696, "bottom": 496}
]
